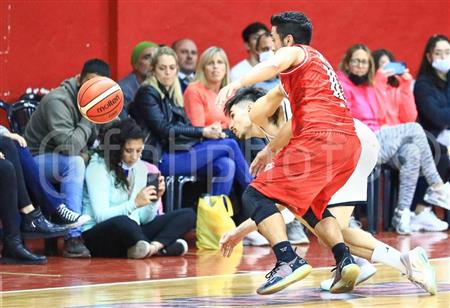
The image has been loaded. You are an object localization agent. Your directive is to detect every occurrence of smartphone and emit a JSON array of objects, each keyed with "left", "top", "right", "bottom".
[
  {"left": 146, "top": 173, "right": 160, "bottom": 194},
  {"left": 384, "top": 61, "right": 406, "bottom": 75}
]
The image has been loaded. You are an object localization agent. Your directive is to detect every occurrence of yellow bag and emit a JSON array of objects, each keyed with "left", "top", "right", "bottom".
[{"left": 196, "top": 195, "right": 243, "bottom": 250}]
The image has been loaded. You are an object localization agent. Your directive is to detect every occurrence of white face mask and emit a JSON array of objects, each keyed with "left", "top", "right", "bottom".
[
  {"left": 121, "top": 161, "right": 135, "bottom": 174},
  {"left": 259, "top": 50, "right": 274, "bottom": 63},
  {"left": 432, "top": 58, "right": 450, "bottom": 74}
]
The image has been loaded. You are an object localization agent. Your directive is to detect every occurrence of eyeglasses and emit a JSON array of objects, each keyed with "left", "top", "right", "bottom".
[{"left": 349, "top": 59, "right": 370, "bottom": 67}]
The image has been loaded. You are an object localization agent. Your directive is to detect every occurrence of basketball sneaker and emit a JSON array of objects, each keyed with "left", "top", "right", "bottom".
[
  {"left": 424, "top": 182, "right": 450, "bottom": 210},
  {"left": 330, "top": 253, "right": 360, "bottom": 293},
  {"left": 256, "top": 255, "right": 312, "bottom": 295},
  {"left": 400, "top": 246, "right": 437, "bottom": 295},
  {"left": 243, "top": 231, "right": 269, "bottom": 246},
  {"left": 320, "top": 256, "right": 376, "bottom": 291}
]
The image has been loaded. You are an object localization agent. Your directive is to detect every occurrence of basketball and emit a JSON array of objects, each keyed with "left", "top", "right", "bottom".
[{"left": 77, "top": 76, "right": 124, "bottom": 124}]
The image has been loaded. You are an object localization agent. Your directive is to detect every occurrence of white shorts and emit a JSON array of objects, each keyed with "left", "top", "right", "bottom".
[{"left": 328, "top": 119, "right": 379, "bottom": 206}]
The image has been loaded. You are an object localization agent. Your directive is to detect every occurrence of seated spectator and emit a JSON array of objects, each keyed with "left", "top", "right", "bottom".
[
  {"left": 230, "top": 22, "right": 268, "bottom": 81},
  {"left": 119, "top": 41, "right": 158, "bottom": 118},
  {"left": 24, "top": 59, "right": 110, "bottom": 258},
  {"left": 413, "top": 34, "right": 450, "bottom": 226},
  {"left": 254, "top": 32, "right": 279, "bottom": 91},
  {"left": 81, "top": 119, "right": 195, "bottom": 258},
  {"left": 372, "top": 48, "right": 418, "bottom": 125},
  {"left": 184, "top": 46, "right": 230, "bottom": 129},
  {"left": 129, "top": 46, "right": 252, "bottom": 197},
  {"left": 338, "top": 44, "right": 449, "bottom": 234},
  {"left": 0, "top": 125, "right": 90, "bottom": 227},
  {"left": 172, "top": 38, "right": 198, "bottom": 93}
]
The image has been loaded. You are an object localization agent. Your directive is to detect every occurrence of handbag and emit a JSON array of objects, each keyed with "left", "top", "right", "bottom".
[{"left": 196, "top": 195, "right": 243, "bottom": 250}]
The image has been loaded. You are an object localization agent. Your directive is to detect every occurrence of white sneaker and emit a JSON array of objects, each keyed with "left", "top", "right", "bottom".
[
  {"left": 400, "top": 246, "right": 437, "bottom": 295},
  {"left": 348, "top": 216, "right": 362, "bottom": 229},
  {"left": 391, "top": 208, "right": 413, "bottom": 235},
  {"left": 424, "top": 182, "right": 450, "bottom": 210},
  {"left": 320, "top": 256, "right": 377, "bottom": 291},
  {"left": 127, "top": 240, "right": 152, "bottom": 259},
  {"left": 286, "top": 219, "right": 310, "bottom": 244},
  {"left": 411, "top": 207, "right": 448, "bottom": 232},
  {"left": 243, "top": 231, "right": 269, "bottom": 246}
]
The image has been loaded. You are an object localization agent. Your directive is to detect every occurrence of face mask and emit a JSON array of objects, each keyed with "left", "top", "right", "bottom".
[
  {"left": 259, "top": 50, "right": 274, "bottom": 62},
  {"left": 121, "top": 161, "right": 135, "bottom": 176},
  {"left": 348, "top": 73, "right": 368, "bottom": 85},
  {"left": 432, "top": 58, "right": 450, "bottom": 74}
]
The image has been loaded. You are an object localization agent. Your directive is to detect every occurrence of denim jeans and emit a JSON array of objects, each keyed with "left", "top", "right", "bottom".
[
  {"left": 158, "top": 138, "right": 252, "bottom": 195},
  {"left": 34, "top": 153, "right": 85, "bottom": 238}
]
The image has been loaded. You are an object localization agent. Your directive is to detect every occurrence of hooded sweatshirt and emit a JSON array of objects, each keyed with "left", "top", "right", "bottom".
[{"left": 24, "top": 77, "right": 97, "bottom": 155}]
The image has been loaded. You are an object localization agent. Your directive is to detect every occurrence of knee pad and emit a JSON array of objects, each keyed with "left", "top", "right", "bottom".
[
  {"left": 242, "top": 186, "right": 279, "bottom": 225},
  {"left": 302, "top": 208, "right": 334, "bottom": 228}
]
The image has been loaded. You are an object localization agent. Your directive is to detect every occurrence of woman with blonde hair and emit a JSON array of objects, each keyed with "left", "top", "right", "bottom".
[
  {"left": 129, "top": 46, "right": 252, "bottom": 197},
  {"left": 184, "top": 46, "right": 231, "bottom": 128}
]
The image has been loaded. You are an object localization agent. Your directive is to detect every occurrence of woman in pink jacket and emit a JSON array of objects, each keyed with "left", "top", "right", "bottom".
[{"left": 338, "top": 44, "right": 449, "bottom": 235}]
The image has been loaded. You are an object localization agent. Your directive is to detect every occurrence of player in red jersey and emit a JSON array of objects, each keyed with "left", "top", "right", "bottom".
[{"left": 217, "top": 12, "right": 362, "bottom": 295}]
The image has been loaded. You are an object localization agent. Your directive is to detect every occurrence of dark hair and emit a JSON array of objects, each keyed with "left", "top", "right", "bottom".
[
  {"left": 255, "top": 31, "right": 272, "bottom": 51},
  {"left": 80, "top": 59, "right": 110, "bottom": 82},
  {"left": 242, "top": 22, "right": 268, "bottom": 42},
  {"left": 417, "top": 34, "right": 450, "bottom": 88},
  {"left": 223, "top": 87, "right": 281, "bottom": 125},
  {"left": 339, "top": 43, "right": 376, "bottom": 86},
  {"left": 97, "top": 118, "right": 146, "bottom": 190},
  {"left": 270, "top": 11, "right": 312, "bottom": 45},
  {"left": 372, "top": 49, "right": 399, "bottom": 87}
]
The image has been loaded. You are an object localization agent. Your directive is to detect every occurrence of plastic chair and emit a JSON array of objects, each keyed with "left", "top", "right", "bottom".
[
  {"left": 164, "top": 175, "right": 197, "bottom": 212},
  {"left": 8, "top": 100, "right": 39, "bottom": 135}
]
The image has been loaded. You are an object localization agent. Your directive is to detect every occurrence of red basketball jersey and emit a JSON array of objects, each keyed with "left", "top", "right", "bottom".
[{"left": 279, "top": 45, "right": 355, "bottom": 136}]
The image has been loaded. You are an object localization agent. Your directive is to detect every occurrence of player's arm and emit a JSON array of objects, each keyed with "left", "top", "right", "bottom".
[{"left": 248, "top": 85, "right": 285, "bottom": 127}]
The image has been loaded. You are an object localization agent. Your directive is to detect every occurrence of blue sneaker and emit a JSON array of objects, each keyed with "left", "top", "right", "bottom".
[
  {"left": 256, "top": 256, "right": 312, "bottom": 295},
  {"left": 330, "top": 253, "right": 360, "bottom": 293}
]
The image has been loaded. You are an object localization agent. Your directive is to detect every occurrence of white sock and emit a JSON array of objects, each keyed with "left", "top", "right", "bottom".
[
  {"left": 353, "top": 255, "right": 371, "bottom": 267},
  {"left": 371, "top": 245, "right": 407, "bottom": 274}
]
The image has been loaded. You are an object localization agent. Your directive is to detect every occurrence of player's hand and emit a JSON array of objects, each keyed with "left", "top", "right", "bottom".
[
  {"left": 220, "top": 230, "right": 243, "bottom": 257},
  {"left": 250, "top": 146, "right": 276, "bottom": 177},
  {"left": 216, "top": 80, "right": 242, "bottom": 109}
]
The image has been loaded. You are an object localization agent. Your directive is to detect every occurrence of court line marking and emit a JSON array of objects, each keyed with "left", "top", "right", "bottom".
[
  {"left": 1, "top": 257, "right": 449, "bottom": 295},
  {"left": 0, "top": 272, "right": 62, "bottom": 278}
]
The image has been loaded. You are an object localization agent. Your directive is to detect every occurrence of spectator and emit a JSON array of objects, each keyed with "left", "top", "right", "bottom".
[
  {"left": 24, "top": 59, "right": 110, "bottom": 258},
  {"left": 129, "top": 46, "right": 252, "bottom": 197},
  {"left": 81, "top": 119, "right": 195, "bottom": 258},
  {"left": 119, "top": 41, "right": 158, "bottom": 118},
  {"left": 230, "top": 22, "right": 268, "bottom": 81},
  {"left": 184, "top": 46, "right": 230, "bottom": 129},
  {"left": 0, "top": 125, "right": 90, "bottom": 227},
  {"left": 372, "top": 48, "right": 418, "bottom": 125},
  {"left": 254, "top": 32, "right": 279, "bottom": 91},
  {"left": 338, "top": 44, "right": 449, "bottom": 234},
  {"left": 413, "top": 34, "right": 450, "bottom": 224},
  {"left": 172, "top": 38, "right": 198, "bottom": 93}
]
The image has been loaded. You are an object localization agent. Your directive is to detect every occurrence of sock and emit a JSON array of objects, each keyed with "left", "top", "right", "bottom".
[
  {"left": 272, "top": 241, "right": 297, "bottom": 263},
  {"left": 332, "top": 243, "right": 348, "bottom": 264},
  {"left": 371, "top": 245, "right": 406, "bottom": 274}
]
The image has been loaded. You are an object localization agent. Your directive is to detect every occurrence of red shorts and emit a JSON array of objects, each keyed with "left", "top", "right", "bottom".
[{"left": 251, "top": 131, "right": 361, "bottom": 219}]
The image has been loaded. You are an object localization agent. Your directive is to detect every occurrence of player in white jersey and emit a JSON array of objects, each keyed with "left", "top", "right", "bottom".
[{"left": 220, "top": 87, "right": 437, "bottom": 295}]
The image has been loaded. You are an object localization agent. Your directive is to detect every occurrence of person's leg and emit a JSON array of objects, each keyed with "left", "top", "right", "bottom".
[
  {"left": 82, "top": 215, "right": 148, "bottom": 258},
  {"left": 197, "top": 156, "right": 235, "bottom": 195}
]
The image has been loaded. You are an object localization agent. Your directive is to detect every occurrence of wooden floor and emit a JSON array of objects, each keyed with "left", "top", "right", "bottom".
[{"left": 1, "top": 230, "right": 450, "bottom": 307}]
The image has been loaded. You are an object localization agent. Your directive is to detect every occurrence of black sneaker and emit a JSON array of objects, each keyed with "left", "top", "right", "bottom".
[
  {"left": 330, "top": 253, "right": 360, "bottom": 293},
  {"left": 63, "top": 237, "right": 91, "bottom": 258},
  {"left": 54, "top": 205, "right": 91, "bottom": 228},
  {"left": 159, "top": 239, "right": 188, "bottom": 256},
  {"left": 21, "top": 208, "right": 69, "bottom": 239}
]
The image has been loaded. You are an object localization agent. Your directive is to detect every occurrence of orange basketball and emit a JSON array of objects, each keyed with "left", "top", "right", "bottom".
[{"left": 77, "top": 76, "right": 124, "bottom": 124}]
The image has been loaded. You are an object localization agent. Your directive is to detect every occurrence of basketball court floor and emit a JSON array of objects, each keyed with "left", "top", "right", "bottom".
[{"left": 1, "top": 231, "right": 450, "bottom": 307}]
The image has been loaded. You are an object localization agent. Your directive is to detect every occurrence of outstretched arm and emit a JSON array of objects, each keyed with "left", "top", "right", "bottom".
[{"left": 248, "top": 85, "right": 286, "bottom": 128}]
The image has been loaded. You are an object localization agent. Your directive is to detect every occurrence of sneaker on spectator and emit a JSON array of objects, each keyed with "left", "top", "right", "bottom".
[
  {"left": 287, "top": 219, "right": 310, "bottom": 244},
  {"left": 424, "top": 182, "right": 450, "bottom": 210},
  {"left": 349, "top": 216, "right": 362, "bottom": 229},
  {"left": 410, "top": 207, "right": 448, "bottom": 232},
  {"left": 320, "top": 256, "right": 376, "bottom": 291},
  {"left": 63, "top": 236, "right": 91, "bottom": 258},
  {"left": 330, "top": 253, "right": 360, "bottom": 294},
  {"left": 159, "top": 239, "right": 188, "bottom": 256},
  {"left": 391, "top": 207, "right": 413, "bottom": 235},
  {"left": 21, "top": 208, "right": 69, "bottom": 239},
  {"left": 400, "top": 246, "right": 437, "bottom": 295},
  {"left": 127, "top": 240, "right": 152, "bottom": 259},
  {"left": 256, "top": 255, "right": 312, "bottom": 295},
  {"left": 243, "top": 231, "right": 269, "bottom": 246},
  {"left": 54, "top": 204, "right": 91, "bottom": 228}
]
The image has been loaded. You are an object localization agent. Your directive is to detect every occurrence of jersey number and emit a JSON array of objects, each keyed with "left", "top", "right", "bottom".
[{"left": 319, "top": 54, "right": 346, "bottom": 102}]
